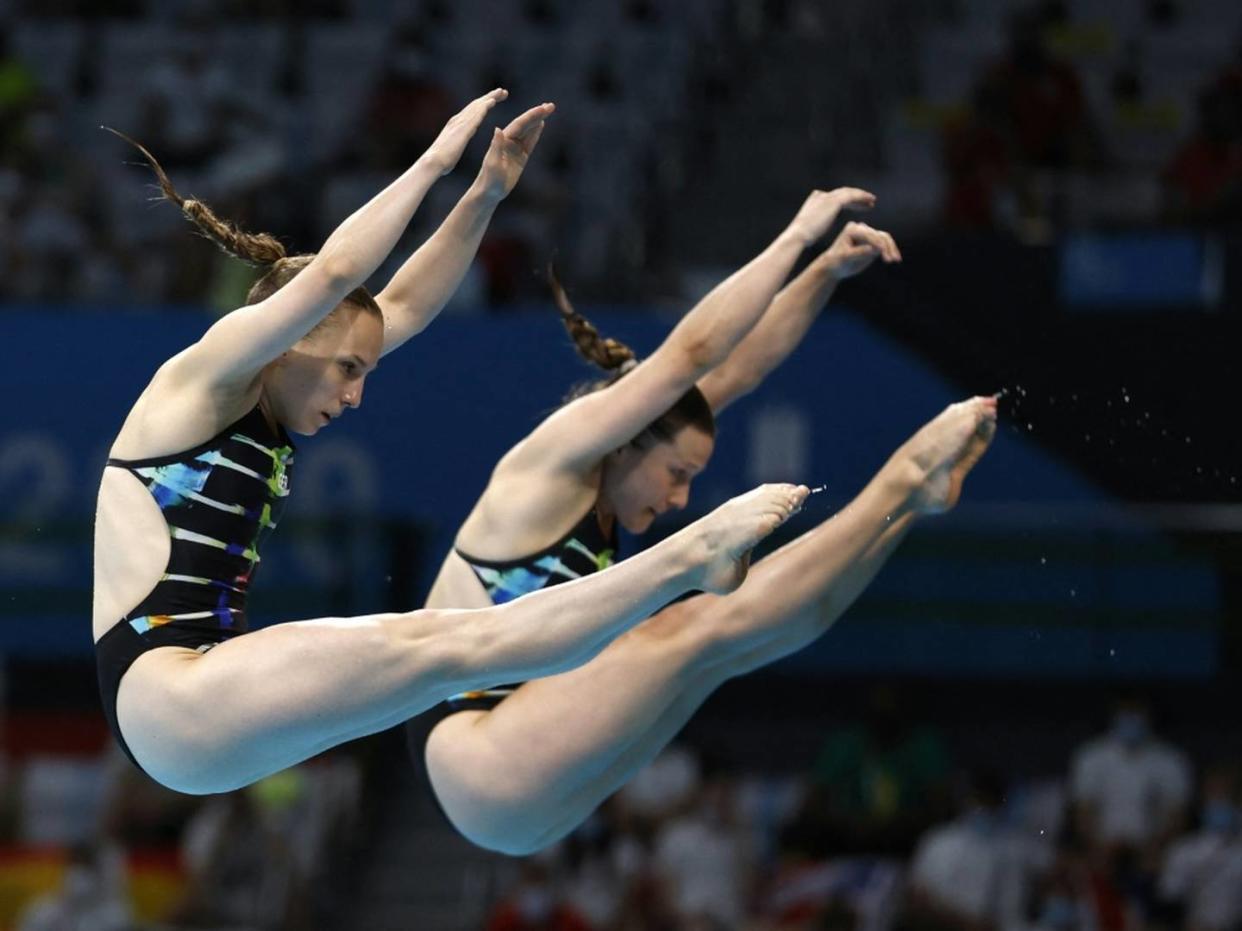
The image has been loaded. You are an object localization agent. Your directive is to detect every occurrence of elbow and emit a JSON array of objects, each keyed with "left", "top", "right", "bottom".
[
  {"left": 314, "top": 249, "right": 365, "bottom": 293},
  {"left": 677, "top": 332, "right": 727, "bottom": 376}
]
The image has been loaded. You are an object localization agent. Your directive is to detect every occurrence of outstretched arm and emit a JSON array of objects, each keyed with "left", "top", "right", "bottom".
[
  {"left": 511, "top": 189, "right": 872, "bottom": 473},
  {"left": 697, "top": 219, "right": 901, "bottom": 414},
  {"left": 377, "top": 102, "right": 554, "bottom": 357},
  {"left": 181, "top": 90, "right": 509, "bottom": 389}
]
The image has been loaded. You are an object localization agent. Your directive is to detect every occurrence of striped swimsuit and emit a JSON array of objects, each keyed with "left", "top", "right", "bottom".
[
  {"left": 94, "top": 404, "right": 294, "bottom": 771},
  {"left": 447, "top": 509, "right": 618, "bottom": 709}
]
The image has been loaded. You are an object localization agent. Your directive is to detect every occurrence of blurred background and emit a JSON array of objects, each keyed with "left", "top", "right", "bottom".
[{"left": 2, "top": 0, "right": 1241, "bottom": 928}]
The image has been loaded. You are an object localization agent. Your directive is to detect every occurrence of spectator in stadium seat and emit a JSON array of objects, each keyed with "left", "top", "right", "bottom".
[
  {"left": 353, "top": 23, "right": 454, "bottom": 171},
  {"left": 1158, "top": 763, "right": 1242, "bottom": 931},
  {"left": 486, "top": 858, "right": 594, "bottom": 931},
  {"left": 905, "top": 768, "right": 1051, "bottom": 931},
  {"left": 942, "top": 81, "right": 1017, "bottom": 228},
  {"left": 977, "top": 7, "right": 1099, "bottom": 173},
  {"left": 133, "top": 43, "right": 234, "bottom": 171},
  {"left": 807, "top": 684, "right": 953, "bottom": 855},
  {"left": 1026, "top": 833, "right": 1120, "bottom": 931},
  {"left": 652, "top": 773, "right": 759, "bottom": 928},
  {"left": 1069, "top": 695, "right": 1192, "bottom": 865},
  {"left": 1162, "top": 70, "right": 1242, "bottom": 223}
]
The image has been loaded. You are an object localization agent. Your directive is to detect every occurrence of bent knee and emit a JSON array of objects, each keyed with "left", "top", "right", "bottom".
[
  {"left": 120, "top": 720, "right": 247, "bottom": 795},
  {"left": 424, "top": 717, "right": 557, "bottom": 856},
  {"left": 119, "top": 703, "right": 250, "bottom": 794},
  {"left": 116, "top": 661, "right": 261, "bottom": 795}
]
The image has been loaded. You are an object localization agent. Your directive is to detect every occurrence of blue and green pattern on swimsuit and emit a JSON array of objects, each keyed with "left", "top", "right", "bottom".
[
  {"left": 455, "top": 508, "right": 617, "bottom": 605},
  {"left": 447, "top": 508, "right": 617, "bottom": 710},
  {"left": 104, "top": 405, "right": 294, "bottom": 637}
]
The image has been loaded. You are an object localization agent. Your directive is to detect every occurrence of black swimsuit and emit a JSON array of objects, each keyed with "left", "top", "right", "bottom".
[
  {"left": 445, "top": 509, "right": 618, "bottom": 709},
  {"left": 94, "top": 405, "right": 295, "bottom": 771}
]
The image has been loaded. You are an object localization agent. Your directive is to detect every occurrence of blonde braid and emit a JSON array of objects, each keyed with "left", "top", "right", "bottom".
[{"left": 104, "top": 126, "right": 287, "bottom": 266}]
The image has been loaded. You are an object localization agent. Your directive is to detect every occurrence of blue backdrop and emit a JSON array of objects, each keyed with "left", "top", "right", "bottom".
[{"left": 0, "top": 305, "right": 1219, "bottom": 676}]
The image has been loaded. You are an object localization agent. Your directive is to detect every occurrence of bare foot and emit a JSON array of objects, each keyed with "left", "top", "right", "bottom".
[
  {"left": 897, "top": 397, "right": 998, "bottom": 514},
  {"left": 684, "top": 484, "right": 810, "bottom": 594}
]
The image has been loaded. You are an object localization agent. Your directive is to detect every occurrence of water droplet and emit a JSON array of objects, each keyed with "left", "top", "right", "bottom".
[
  {"left": 1040, "top": 557, "right": 1047, "bottom": 565},
  {"left": 1197, "top": 467, "right": 1203, "bottom": 474},
  {"left": 1109, "top": 648, "right": 1116, "bottom": 657},
  {"left": 1084, "top": 434, "right": 1091, "bottom": 442},
  {"left": 1071, "top": 393, "right": 1078, "bottom": 401},
  {"left": 1070, "top": 588, "right": 1077, "bottom": 598},
  {"left": 1027, "top": 423, "right": 1034, "bottom": 431},
  {"left": 1186, "top": 436, "right": 1192, "bottom": 444}
]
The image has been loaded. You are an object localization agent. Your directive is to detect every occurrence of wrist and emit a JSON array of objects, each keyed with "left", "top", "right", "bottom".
[
  {"left": 412, "top": 153, "right": 452, "bottom": 181},
  {"left": 775, "top": 225, "right": 813, "bottom": 251},
  {"left": 467, "top": 177, "right": 507, "bottom": 208},
  {"left": 811, "top": 251, "right": 843, "bottom": 284}
]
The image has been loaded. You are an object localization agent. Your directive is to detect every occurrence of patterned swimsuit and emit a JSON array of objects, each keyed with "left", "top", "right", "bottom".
[
  {"left": 447, "top": 509, "right": 618, "bottom": 708},
  {"left": 94, "top": 404, "right": 294, "bottom": 771}
]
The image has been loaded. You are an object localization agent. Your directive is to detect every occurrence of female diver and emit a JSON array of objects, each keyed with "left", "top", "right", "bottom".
[
  {"left": 93, "top": 90, "right": 806, "bottom": 795},
  {"left": 412, "top": 187, "right": 999, "bottom": 854}
]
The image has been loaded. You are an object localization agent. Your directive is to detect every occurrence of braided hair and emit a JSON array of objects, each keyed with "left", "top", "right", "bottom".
[
  {"left": 107, "top": 128, "right": 382, "bottom": 331},
  {"left": 549, "top": 263, "right": 714, "bottom": 448}
]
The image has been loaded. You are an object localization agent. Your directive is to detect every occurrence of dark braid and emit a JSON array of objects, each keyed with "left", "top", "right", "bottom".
[
  {"left": 104, "top": 126, "right": 287, "bottom": 266},
  {"left": 548, "top": 262, "right": 636, "bottom": 372},
  {"left": 548, "top": 262, "right": 715, "bottom": 445}
]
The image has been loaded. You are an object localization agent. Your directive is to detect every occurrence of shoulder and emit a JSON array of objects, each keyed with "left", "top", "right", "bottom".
[
  {"left": 110, "top": 353, "right": 262, "bottom": 461},
  {"left": 454, "top": 450, "right": 602, "bottom": 562}
]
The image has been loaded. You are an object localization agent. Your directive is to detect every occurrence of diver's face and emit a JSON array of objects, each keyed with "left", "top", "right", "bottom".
[
  {"left": 264, "top": 305, "right": 383, "bottom": 436},
  {"left": 601, "top": 424, "right": 714, "bottom": 533}
]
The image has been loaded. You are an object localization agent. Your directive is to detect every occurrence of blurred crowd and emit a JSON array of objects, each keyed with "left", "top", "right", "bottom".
[
  {"left": 0, "top": 733, "right": 364, "bottom": 931},
  {"left": 1, "top": 0, "right": 1240, "bottom": 310},
  {"left": 0, "top": 0, "right": 719, "bottom": 308},
  {"left": 1, "top": 685, "right": 1235, "bottom": 931},
  {"left": 937, "top": 0, "right": 1242, "bottom": 236},
  {"left": 480, "top": 690, "right": 1236, "bottom": 931}
]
